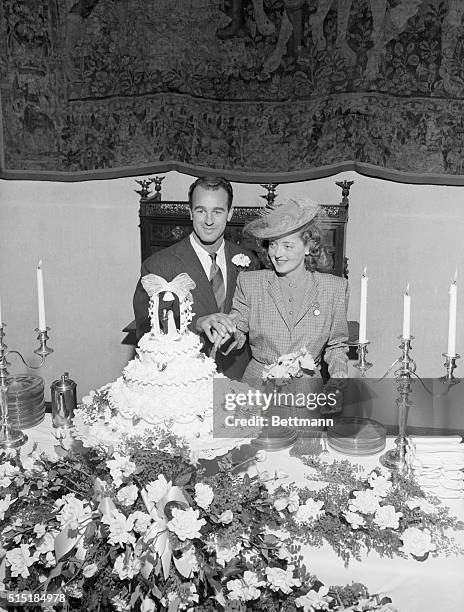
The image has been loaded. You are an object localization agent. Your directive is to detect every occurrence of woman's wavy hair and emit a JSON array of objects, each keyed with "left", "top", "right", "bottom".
[{"left": 262, "top": 219, "right": 322, "bottom": 271}]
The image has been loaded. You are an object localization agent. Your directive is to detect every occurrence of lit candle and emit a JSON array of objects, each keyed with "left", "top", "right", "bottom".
[
  {"left": 359, "top": 267, "right": 368, "bottom": 343},
  {"left": 402, "top": 284, "right": 410, "bottom": 339},
  {"left": 447, "top": 270, "right": 457, "bottom": 357},
  {"left": 37, "top": 260, "right": 46, "bottom": 331}
]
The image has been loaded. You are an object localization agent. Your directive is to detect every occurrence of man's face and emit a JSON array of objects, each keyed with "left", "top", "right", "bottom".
[{"left": 190, "top": 185, "right": 233, "bottom": 248}]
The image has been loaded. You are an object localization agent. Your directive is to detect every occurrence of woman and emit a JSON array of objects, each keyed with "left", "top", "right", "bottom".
[{"left": 198, "top": 197, "right": 349, "bottom": 382}]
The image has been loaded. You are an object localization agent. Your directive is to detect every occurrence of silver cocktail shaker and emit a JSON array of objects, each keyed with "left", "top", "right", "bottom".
[{"left": 50, "top": 372, "right": 77, "bottom": 428}]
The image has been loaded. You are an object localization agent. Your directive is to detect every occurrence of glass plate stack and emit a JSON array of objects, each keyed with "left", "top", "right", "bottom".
[
  {"left": 327, "top": 416, "right": 386, "bottom": 456},
  {"left": 6, "top": 374, "right": 45, "bottom": 429}
]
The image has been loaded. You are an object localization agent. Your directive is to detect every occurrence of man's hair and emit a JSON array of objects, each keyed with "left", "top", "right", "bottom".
[{"left": 188, "top": 176, "right": 233, "bottom": 210}]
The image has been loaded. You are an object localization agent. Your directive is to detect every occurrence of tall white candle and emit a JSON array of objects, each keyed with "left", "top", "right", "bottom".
[
  {"left": 359, "top": 267, "right": 368, "bottom": 343},
  {"left": 37, "top": 260, "right": 46, "bottom": 331},
  {"left": 447, "top": 270, "right": 457, "bottom": 357},
  {"left": 402, "top": 284, "right": 410, "bottom": 339}
]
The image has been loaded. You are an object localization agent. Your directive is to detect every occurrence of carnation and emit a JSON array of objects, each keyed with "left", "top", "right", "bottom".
[
  {"left": 374, "top": 505, "right": 402, "bottom": 530},
  {"left": 266, "top": 565, "right": 301, "bottom": 594},
  {"left": 227, "top": 570, "right": 265, "bottom": 601},
  {"left": 0, "top": 494, "right": 13, "bottom": 520},
  {"left": 145, "top": 475, "right": 171, "bottom": 506},
  {"left": 294, "top": 499, "right": 324, "bottom": 524},
  {"left": 54, "top": 494, "right": 92, "bottom": 530},
  {"left": 295, "top": 585, "right": 331, "bottom": 611},
  {"left": 194, "top": 483, "right": 214, "bottom": 510},
  {"left": 116, "top": 484, "right": 139, "bottom": 507},
  {"left": 343, "top": 510, "right": 365, "bottom": 530},
  {"left": 400, "top": 527, "right": 436, "bottom": 559},
  {"left": 106, "top": 455, "right": 136, "bottom": 488},
  {"left": 101, "top": 509, "right": 136, "bottom": 547},
  {"left": 167, "top": 507, "right": 206, "bottom": 541},
  {"left": 113, "top": 551, "right": 141, "bottom": 580},
  {"left": 368, "top": 472, "right": 392, "bottom": 498},
  {"left": 349, "top": 489, "right": 381, "bottom": 515},
  {"left": 6, "top": 545, "right": 35, "bottom": 578}
]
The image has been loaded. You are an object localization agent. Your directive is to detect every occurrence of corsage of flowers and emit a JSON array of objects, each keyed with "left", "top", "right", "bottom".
[
  {"left": 263, "top": 346, "right": 315, "bottom": 381},
  {"left": 232, "top": 253, "right": 251, "bottom": 268}
]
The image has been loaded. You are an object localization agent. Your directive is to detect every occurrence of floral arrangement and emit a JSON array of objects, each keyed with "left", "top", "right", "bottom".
[
  {"left": 0, "top": 431, "right": 405, "bottom": 612},
  {"left": 278, "top": 455, "right": 464, "bottom": 566},
  {"left": 262, "top": 347, "right": 315, "bottom": 382},
  {"left": 231, "top": 254, "right": 251, "bottom": 269}
]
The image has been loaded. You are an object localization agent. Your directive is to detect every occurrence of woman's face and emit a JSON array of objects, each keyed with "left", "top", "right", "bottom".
[{"left": 268, "top": 231, "right": 307, "bottom": 276}]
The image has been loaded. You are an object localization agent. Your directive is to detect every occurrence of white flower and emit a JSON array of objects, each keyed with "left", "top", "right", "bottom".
[
  {"left": 264, "top": 526, "right": 291, "bottom": 542},
  {"left": 215, "top": 542, "right": 242, "bottom": 566},
  {"left": 227, "top": 570, "right": 265, "bottom": 601},
  {"left": 218, "top": 509, "right": 233, "bottom": 524},
  {"left": 178, "top": 545, "right": 199, "bottom": 573},
  {"left": 274, "top": 491, "right": 300, "bottom": 513},
  {"left": 106, "top": 455, "right": 136, "bottom": 488},
  {"left": 194, "top": 483, "right": 214, "bottom": 510},
  {"left": 295, "top": 585, "right": 331, "bottom": 611},
  {"left": 35, "top": 532, "right": 55, "bottom": 556},
  {"left": 111, "top": 594, "right": 131, "bottom": 612},
  {"left": 116, "top": 484, "right": 138, "bottom": 507},
  {"left": 406, "top": 498, "right": 436, "bottom": 514},
  {"left": 266, "top": 564, "right": 301, "bottom": 594},
  {"left": 0, "top": 494, "right": 13, "bottom": 520},
  {"left": 113, "top": 551, "right": 141, "bottom": 580},
  {"left": 144, "top": 475, "right": 171, "bottom": 505},
  {"left": 54, "top": 494, "right": 92, "bottom": 530},
  {"left": 167, "top": 507, "right": 206, "bottom": 541},
  {"left": 400, "top": 527, "right": 436, "bottom": 558},
  {"left": 0, "top": 462, "right": 20, "bottom": 488},
  {"left": 82, "top": 563, "right": 99, "bottom": 578},
  {"left": 101, "top": 509, "right": 136, "bottom": 547},
  {"left": 374, "top": 505, "right": 402, "bottom": 530},
  {"left": 33, "top": 523, "right": 47, "bottom": 538},
  {"left": 294, "top": 499, "right": 324, "bottom": 524},
  {"left": 349, "top": 489, "right": 381, "bottom": 515},
  {"left": 368, "top": 472, "right": 392, "bottom": 498},
  {"left": 343, "top": 510, "right": 365, "bottom": 530},
  {"left": 20, "top": 455, "right": 37, "bottom": 473},
  {"left": 278, "top": 546, "right": 291, "bottom": 560},
  {"left": 6, "top": 545, "right": 35, "bottom": 578},
  {"left": 232, "top": 254, "right": 251, "bottom": 268},
  {"left": 140, "top": 597, "right": 157, "bottom": 612},
  {"left": 131, "top": 510, "right": 152, "bottom": 534}
]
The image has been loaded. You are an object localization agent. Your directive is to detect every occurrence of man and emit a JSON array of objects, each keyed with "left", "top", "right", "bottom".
[{"left": 133, "top": 176, "right": 259, "bottom": 379}]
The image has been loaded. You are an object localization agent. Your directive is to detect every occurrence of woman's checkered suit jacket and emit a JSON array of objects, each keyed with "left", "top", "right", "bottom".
[{"left": 231, "top": 269, "right": 349, "bottom": 381}]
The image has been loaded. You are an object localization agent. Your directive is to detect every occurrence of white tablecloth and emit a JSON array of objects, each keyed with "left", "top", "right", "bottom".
[{"left": 24, "top": 416, "right": 464, "bottom": 612}]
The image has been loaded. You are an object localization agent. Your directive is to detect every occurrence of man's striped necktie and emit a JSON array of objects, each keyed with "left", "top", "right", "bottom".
[{"left": 209, "top": 252, "right": 226, "bottom": 312}]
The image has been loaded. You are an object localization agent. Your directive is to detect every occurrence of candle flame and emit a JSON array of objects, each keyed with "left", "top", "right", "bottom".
[
  {"left": 363, "top": 266, "right": 367, "bottom": 276},
  {"left": 453, "top": 269, "right": 458, "bottom": 283},
  {"left": 405, "top": 283, "right": 410, "bottom": 295},
  {"left": 37, "top": 259, "right": 43, "bottom": 269}
]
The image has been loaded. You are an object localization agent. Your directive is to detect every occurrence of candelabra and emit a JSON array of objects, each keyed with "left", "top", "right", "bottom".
[
  {"left": 0, "top": 323, "right": 53, "bottom": 449},
  {"left": 440, "top": 353, "right": 460, "bottom": 385},
  {"left": 353, "top": 341, "right": 372, "bottom": 377},
  {"left": 378, "top": 336, "right": 416, "bottom": 474}
]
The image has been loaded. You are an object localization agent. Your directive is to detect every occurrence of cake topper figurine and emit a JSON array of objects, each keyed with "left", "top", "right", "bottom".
[{"left": 142, "top": 273, "right": 196, "bottom": 336}]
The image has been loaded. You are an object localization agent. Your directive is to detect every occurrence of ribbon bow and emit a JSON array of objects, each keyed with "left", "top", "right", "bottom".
[{"left": 142, "top": 273, "right": 196, "bottom": 301}]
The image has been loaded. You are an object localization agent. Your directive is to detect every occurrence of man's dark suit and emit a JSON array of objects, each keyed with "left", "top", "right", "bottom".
[{"left": 133, "top": 235, "right": 259, "bottom": 380}]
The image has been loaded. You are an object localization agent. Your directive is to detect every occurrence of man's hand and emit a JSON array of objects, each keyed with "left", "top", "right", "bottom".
[{"left": 196, "top": 313, "right": 238, "bottom": 344}]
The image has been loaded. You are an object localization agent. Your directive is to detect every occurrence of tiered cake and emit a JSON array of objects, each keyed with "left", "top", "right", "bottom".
[{"left": 73, "top": 273, "right": 249, "bottom": 458}]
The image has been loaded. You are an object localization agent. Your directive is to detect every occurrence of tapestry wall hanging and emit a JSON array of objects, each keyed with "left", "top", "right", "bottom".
[{"left": 1, "top": 0, "right": 464, "bottom": 183}]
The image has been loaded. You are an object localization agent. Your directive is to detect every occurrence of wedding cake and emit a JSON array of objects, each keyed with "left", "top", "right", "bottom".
[{"left": 72, "top": 273, "right": 251, "bottom": 458}]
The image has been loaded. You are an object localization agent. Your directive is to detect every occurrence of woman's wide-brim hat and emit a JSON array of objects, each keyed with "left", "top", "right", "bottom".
[{"left": 244, "top": 197, "right": 320, "bottom": 240}]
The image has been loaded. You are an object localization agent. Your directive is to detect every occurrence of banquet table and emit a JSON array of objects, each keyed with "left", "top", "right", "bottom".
[{"left": 21, "top": 416, "right": 464, "bottom": 612}]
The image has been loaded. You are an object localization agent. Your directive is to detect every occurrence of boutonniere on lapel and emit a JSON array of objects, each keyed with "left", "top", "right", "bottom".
[{"left": 231, "top": 254, "right": 251, "bottom": 269}]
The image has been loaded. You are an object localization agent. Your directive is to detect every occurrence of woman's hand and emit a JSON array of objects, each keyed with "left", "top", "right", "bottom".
[{"left": 196, "top": 313, "right": 238, "bottom": 343}]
